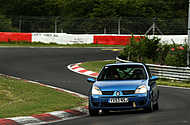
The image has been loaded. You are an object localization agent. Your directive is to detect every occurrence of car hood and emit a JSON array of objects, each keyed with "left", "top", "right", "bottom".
[{"left": 94, "top": 80, "right": 147, "bottom": 91}]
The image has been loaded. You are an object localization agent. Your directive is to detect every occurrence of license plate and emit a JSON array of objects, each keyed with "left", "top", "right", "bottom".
[{"left": 109, "top": 98, "right": 129, "bottom": 103}]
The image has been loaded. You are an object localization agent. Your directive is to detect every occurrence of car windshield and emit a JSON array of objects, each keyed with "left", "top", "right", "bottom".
[{"left": 97, "top": 65, "right": 147, "bottom": 81}]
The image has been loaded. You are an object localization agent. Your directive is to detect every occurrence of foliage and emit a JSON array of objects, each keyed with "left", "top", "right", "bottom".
[
  {"left": 157, "top": 44, "right": 170, "bottom": 65},
  {"left": 0, "top": 15, "right": 18, "bottom": 32},
  {"left": 0, "top": 0, "right": 64, "bottom": 16},
  {"left": 0, "top": 0, "right": 187, "bottom": 18},
  {"left": 0, "top": 0, "right": 187, "bottom": 33},
  {"left": 165, "top": 43, "right": 187, "bottom": 67},
  {"left": 119, "top": 36, "right": 189, "bottom": 67},
  {"left": 120, "top": 36, "right": 160, "bottom": 63}
]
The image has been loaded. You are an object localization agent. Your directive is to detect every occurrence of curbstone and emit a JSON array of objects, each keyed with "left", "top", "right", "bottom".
[{"left": 67, "top": 63, "right": 99, "bottom": 78}]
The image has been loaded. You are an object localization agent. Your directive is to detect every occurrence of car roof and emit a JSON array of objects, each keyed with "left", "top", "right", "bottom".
[{"left": 105, "top": 62, "right": 145, "bottom": 67}]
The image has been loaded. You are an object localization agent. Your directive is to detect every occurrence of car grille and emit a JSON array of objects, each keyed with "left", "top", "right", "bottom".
[
  {"left": 102, "top": 91, "right": 114, "bottom": 95},
  {"left": 102, "top": 90, "right": 135, "bottom": 95},
  {"left": 122, "top": 90, "right": 135, "bottom": 95}
]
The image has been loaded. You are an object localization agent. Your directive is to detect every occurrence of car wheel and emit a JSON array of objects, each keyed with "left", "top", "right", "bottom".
[
  {"left": 153, "top": 101, "right": 159, "bottom": 111},
  {"left": 89, "top": 105, "right": 99, "bottom": 116},
  {"left": 144, "top": 100, "right": 154, "bottom": 113}
]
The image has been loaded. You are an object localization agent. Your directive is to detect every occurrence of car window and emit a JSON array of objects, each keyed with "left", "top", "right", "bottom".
[{"left": 97, "top": 65, "right": 147, "bottom": 81}]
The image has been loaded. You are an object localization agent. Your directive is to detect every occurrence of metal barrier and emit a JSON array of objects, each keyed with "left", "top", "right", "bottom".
[{"left": 116, "top": 57, "right": 190, "bottom": 81}]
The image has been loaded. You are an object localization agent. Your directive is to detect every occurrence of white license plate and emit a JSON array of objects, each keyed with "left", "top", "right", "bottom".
[{"left": 109, "top": 98, "right": 129, "bottom": 103}]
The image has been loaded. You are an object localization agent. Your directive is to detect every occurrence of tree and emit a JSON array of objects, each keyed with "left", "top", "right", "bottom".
[
  {"left": 0, "top": 14, "right": 18, "bottom": 32},
  {"left": 0, "top": 0, "right": 188, "bottom": 33},
  {"left": 61, "top": 0, "right": 95, "bottom": 17},
  {"left": 0, "top": 0, "right": 63, "bottom": 16}
]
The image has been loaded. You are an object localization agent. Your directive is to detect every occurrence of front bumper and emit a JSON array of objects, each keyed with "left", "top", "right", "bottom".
[{"left": 89, "top": 94, "right": 149, "bottom": 110}]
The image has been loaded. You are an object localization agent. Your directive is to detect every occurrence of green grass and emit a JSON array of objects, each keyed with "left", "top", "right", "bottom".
[
  {"left": 0, "top": 42, "right": 124, "bottom": 48},
  {"left": 157, "top": 79, "right": 190, "bottom": 88},
  {"left": 79, "top": 60, "right": 190, "bottom": 88},
  {"left": 80, "top": 60, "right": 116, "bottom": 73},
  {"left": 0, "top": 75, "right": 87, "bottom": 118}
]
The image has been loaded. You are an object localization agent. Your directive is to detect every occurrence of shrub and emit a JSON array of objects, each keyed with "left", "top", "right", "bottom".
[
  {"left": 165, "top": 44, "right": 187, "bottom": 67},
  {"left": 119, "top": 36, "right": 160, "bottom": 63},
  {"left": 157, "top": 44, "right": 170, "bottom": 65},
  {"left": 139, "top": 37, "right": 160, "bottom": 62},
  {"left": 119, "top": 36, "right": 189, "bottom": 67}
]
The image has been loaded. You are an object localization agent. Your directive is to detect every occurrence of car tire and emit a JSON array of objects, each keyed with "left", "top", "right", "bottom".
[
  {"left": 153, "top": 101, "right": 159, "bottom": 111},
  {"left": 89, "top": 105, "right": 99, "bottom": 116},
  {"left": 144, "top": 100, "right": 154, "bottom": 113}
]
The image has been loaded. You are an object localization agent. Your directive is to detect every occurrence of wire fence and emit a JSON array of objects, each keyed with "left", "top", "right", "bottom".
[{"left": 0, "top": 16, "right": 188, "bottom": 34}]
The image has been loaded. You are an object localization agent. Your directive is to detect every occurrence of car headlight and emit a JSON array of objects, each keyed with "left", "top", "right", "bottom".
[
  {"left": 92, "top": 86, "right": 102, "bottom": 95},
  {"left": 135, "top": 85, "right": 147, "bottom": 94}
]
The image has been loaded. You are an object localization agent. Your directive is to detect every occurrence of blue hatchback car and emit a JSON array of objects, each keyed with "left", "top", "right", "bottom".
[{"left": 87, "top": 63, "right": 159, "bottom": 116}]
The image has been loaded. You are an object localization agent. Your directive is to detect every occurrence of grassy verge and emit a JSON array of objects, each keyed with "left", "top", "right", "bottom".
[
  {"left": 157, "top": 79, "right": 190, "bottom": 88},
  {"left": 79, "top": 60, "right": 190, "bottom": 88},
  {"left": 0, "top": 42, "right": 124, "bottom": 48},
  {"left": 80, "top": 60, "right": 116, "bottom": 73},
  {"left": 0, "top": 75, "right": 87, "bottom": 118}
]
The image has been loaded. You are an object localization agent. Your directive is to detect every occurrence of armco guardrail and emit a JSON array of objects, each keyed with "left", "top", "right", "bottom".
[{"left": 116, "top": 57, "right": 190, "bottom": 81}]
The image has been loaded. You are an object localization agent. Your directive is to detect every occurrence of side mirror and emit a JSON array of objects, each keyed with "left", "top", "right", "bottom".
[
  {"left": 150, "top": 76, "right": 159, "bottom": 81},
  {"left": 87, "top": 78, "right": 96, "bottom": 84}
]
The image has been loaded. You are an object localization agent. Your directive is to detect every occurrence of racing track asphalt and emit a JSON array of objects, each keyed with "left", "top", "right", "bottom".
[{"left": 0, "top": 47, "right": 190, "bottom": 125}]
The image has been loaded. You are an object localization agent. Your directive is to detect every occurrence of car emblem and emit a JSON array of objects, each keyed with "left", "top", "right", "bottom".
[{"left": 116, "top": 91, "right": 120, "bottom": 96}]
